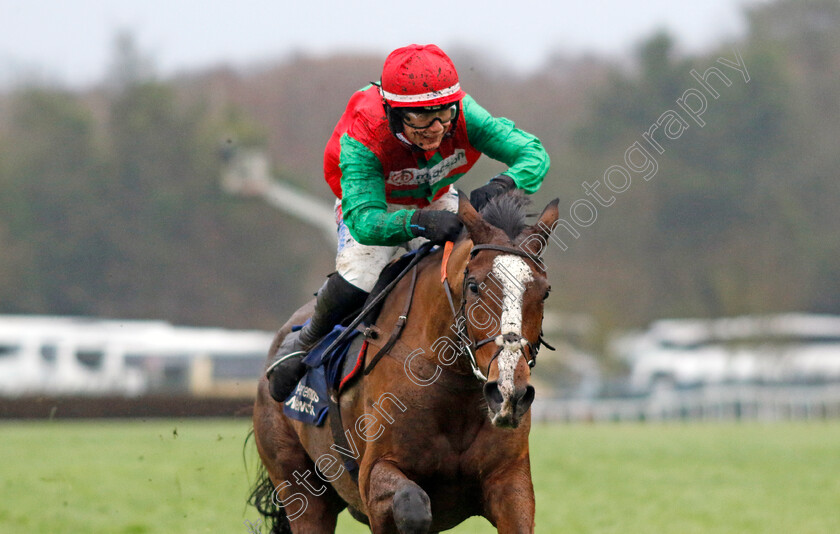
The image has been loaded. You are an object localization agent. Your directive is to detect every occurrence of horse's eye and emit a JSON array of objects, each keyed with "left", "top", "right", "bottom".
[
  {"left": 543, "top": 286, "right": 551, "bottom": 301},
  {"left": 467, "top": 281, "right": 480, "bottom": 294}
]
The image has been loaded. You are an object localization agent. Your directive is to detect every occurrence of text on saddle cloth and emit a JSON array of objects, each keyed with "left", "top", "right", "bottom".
[{"left": 282, "top": 324, "right": 365, "bottom": 426}]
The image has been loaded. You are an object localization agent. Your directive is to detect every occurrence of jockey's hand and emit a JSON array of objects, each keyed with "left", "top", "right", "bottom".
[
  {"left": 410, "top": 210, "right": 463, "bottom": 243},
  {"left": 469, "top": 175, "right": 516, "bottom": 212}
]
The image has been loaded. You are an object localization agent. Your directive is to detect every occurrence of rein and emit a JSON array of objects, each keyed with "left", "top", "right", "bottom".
[
  {"left": 359, "top": 241, "right": 554, "bottom": 382},
  {"left": 442, "top": 242, "right": 552, "bottom": 382},
  {"left": 314, "top": 241, "right": 436, "bottom": 365}
]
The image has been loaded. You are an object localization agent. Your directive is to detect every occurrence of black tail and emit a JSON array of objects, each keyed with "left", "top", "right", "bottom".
[{"left": 245, "top": 430, "right": 292, "bottom": 534}]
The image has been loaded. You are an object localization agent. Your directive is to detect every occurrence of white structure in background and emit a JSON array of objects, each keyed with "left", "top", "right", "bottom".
[
  {"left": 614, "top": 313, "right": 840, "bottom": 393},
  {"left": 0, "top": 315, "right": 274, "bottom": 397},
  {"left": 539, "top": 311, "right": 602, "bottom": 398},
  {"left": 220, "top": 146, "right": 336, "bottom": 245}
]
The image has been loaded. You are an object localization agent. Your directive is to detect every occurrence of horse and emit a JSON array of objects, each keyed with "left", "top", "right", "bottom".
[{"left": 251, "top": 191, "right": 559, "bottom": 533}]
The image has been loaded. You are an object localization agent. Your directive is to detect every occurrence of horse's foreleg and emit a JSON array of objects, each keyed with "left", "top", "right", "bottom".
[
  {"left": 482, "top": 457, "right": 535, "bottom": 534},
  {"left": 364, "top": 460, "right": 432, "bottom": 534}
]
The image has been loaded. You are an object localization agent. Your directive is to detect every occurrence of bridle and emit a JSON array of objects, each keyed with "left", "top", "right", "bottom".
[{"left": 442, "top": 243, "right": 553, "bottom": 382}]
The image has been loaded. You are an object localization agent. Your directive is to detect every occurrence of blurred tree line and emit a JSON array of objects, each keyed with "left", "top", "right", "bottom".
[{"left": 0, "top": 0, "right": 837, "bottom": 335}]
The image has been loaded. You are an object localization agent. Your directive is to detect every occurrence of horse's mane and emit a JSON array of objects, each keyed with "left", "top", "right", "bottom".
[{"left": 479, "top": 190, "right": 531, "bottom": 240}]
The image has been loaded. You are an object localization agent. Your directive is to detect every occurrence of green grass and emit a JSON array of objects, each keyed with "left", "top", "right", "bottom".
[{"left": 1, "top": 419, "right": 839, "bottom": 533}]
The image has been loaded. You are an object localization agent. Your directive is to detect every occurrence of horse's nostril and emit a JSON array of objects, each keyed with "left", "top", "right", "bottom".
[
  {"left": 514, "top": 385, "right": 536, "bottom": 419},
  {"left": 513, "top": 385, "right": 530, "bottom": 403},
  {"left": 483, "top": 381, "right": 504, "bottom": 412}
]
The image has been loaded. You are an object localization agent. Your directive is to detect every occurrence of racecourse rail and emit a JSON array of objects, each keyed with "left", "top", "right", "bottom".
[{"left": 532, "top": 383, "right": 840, "bottom": 422}]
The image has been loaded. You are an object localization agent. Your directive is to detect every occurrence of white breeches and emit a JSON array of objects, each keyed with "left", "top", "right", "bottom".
[{"left": 335, "top": 187, "right": 459, "bottom": 292}]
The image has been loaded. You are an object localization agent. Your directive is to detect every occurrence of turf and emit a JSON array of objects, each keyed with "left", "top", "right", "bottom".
[{"left": 0, "top": 419, "right": 838, "bottom": 533}]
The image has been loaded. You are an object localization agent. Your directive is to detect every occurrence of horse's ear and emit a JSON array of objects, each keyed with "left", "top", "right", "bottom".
[
  {"left": 535, "top": 198, "right": 560, "bottom": 234},
  {"left": 457, "top": 189, "right": 480, "bottom": 224},
  {"left": 516, "top": 198, "right": 560, "bottom": 258},
  {"left": 457, "top": 190, "right": 495, "bottom": 244}
]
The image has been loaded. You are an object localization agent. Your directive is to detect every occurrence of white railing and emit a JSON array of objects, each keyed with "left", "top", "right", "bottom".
[{"left": 532, "top": 384, "right": 840, "bottom": 422}]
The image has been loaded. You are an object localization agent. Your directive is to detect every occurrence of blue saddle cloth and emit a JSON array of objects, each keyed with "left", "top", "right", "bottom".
[{"left": 282, "top": 324, "right": 361, "bottom": 426}]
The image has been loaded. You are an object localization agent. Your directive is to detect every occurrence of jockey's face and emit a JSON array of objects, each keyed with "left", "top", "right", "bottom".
[{"left": 402, "top": 112, "right": 451, "bottom": 151}]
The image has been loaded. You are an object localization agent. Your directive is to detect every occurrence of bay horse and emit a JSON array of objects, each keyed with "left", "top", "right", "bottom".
[{"left": 251, "top": 191, "right": 559, "bottom": 533}]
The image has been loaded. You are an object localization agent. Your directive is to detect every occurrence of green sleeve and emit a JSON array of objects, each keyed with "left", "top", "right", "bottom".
[
  {"left": 463, "top": 94, "right": 550, "bottom": 194},
  {"left": 338, "top": 134, "right": 417, "bottom": 246}
]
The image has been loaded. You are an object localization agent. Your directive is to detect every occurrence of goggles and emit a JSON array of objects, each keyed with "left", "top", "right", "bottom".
[{"left": 401, "top": 103, "right": 459, "bottom": 130}]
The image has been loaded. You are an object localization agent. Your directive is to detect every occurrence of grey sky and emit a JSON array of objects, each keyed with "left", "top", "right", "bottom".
[{"left": 1, "top": 0, "right": 758, "bottom": 88}]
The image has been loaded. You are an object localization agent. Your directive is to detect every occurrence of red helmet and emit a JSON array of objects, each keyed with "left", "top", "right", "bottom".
[{"left": 380, "top": 44, "right": 465, "bottom": 108}]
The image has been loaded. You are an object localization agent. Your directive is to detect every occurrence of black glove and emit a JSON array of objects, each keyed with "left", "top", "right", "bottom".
[
  {"left": 469, "top": 175, "right": 516, "bottom": 212},
  {"left": 409, "top": 210, "right": 463, "bottom": 243}
]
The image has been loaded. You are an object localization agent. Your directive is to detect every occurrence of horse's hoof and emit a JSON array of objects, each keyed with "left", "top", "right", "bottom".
[{"left": 392, "top": 484, "right": 432, "bottom": 534}]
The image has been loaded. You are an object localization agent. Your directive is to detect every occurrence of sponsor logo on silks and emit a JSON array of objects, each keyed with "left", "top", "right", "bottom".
[{"left": 387, "top": 149, "right": 467, "bottom": 187}]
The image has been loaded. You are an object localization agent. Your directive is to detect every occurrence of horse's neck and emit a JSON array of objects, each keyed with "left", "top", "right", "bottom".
[{"left": 409, "top": 242, "right": 477, "bottom": 379}]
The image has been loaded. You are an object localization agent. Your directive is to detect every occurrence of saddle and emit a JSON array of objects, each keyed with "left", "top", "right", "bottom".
[
  {"left": 280, "top": 324, "right": 363, "bottom": 425},
  {"left": 282, "top": 244, "right": 434, "bottom": 427}
]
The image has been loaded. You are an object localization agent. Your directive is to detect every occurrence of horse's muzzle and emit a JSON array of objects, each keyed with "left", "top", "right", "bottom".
[{"left": 483, "top": 381, "right": 535, "bottom": 428}]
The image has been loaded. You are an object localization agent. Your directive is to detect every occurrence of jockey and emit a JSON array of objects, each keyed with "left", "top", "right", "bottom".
[{"left": 266, "top": 44, "right": 550, "bottom": 402}]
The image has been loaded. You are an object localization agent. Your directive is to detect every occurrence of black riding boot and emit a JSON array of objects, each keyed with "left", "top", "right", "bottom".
[{"left": 266, "top": 273, "right": 368, "bottom": 402}]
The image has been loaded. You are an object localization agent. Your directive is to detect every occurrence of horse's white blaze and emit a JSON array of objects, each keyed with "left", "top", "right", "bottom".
[{"left": 491, "top": 255, "right": 533, "bottom": 400}]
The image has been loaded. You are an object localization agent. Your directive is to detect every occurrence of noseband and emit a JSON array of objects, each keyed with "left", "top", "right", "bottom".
[{"left": 442, "top": 243, "right": 550, "bottom": 382}]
